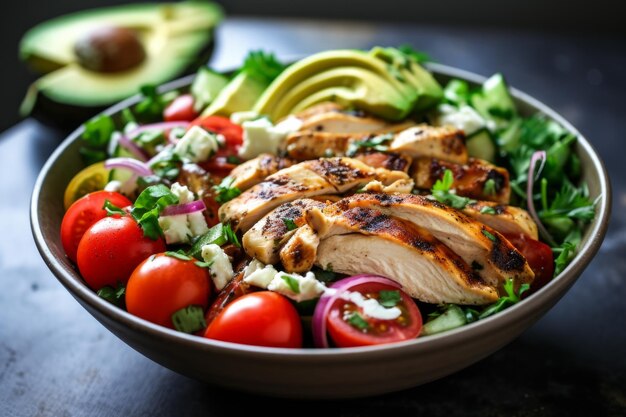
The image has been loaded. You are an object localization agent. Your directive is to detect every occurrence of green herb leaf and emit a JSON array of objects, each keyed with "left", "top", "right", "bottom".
[
  {"left": 223, "top": 223, "right": 241, "bottom": 248},
  {"left": 346, "top": 311, "right": 370, "bottom": 331},
  {"left": 130, "top": 185, "right": 179, "bottom": 240},
  {"left": 171, "top": 305, "right": 207, "bottom": 334},
  {"left": 481, "top": 229, "right": 497, "bottom": 242},
  {"left": 134, "top": 84, "right": 178, "bottom": 123},
  {"left": 165, "top": 250, "right": 193, "bottom": 261},
  {"left": 478, "top": 278, "right": 529, "bottom": 319},
  {"left": 431, "top": 170, "right": 476, "bottom": 209},
  {"left": 312, "top": 268, "right": 337, "bottom": 283},
  {"left": 148, "top": 147, "right": 182, "bottom": 181},
  {"left": 280, "top": 274, "right": 300, "bottom": 294},
  {"left": 479, "top": 206, "right": 497, "bottom": 215},
  {"left": 194, "top": 260, "right": 214, "bottom": 269},
  {"left": 378, "top": 290, "right": 401, "bottom": 308},
  {"left": 282, "top": 218, "right": 298, "bottom": 231},
  {"left": 80, "top": 115, "right": 116, "bottom": 164},
  {"left": 397, "top": 45, "right": 430, "bottom": 63},
  {"left": 213, "top": 177, "right": 242, "bottom": 204},
  {"left": 483, "top": 179, "right": 497, "bottom": 196},
  {"left": 97, "top": 283, "right": 126, "bottom": 308},
  {"left": 346, "top": 133, "right": 393, "bottom": 157},
  {"left": 240, "top": 50, "right": 286, "bottom": 84},
  {"left": 102, "top": 199, "right": 126, "bottom": 217},
  {"left": 189, "top": 223, "right": 229, "bottom": 260}
]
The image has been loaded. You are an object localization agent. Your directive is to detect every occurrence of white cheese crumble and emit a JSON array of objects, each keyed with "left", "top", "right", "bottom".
[
  {"left": 157, "top": 183, "right": 209, "bottom": 244},
  {"left": 174, "top": 125, "right": 219, "bottom": 163},
  {"left": 267, "top": 271, "right": 327, "bottom": 303},
  {"left": 237, "top": 116, "right": 303, "bottom": 160},
  {"left": 104, "top": 180, "right": 122, "bottom": 192},
  {"left": 242, "top": 259, "right": 278, "bottom": 288},
  {"left": 201, "top": 244, "right": 234, "bottom": 291},
  {"left": 434, "top": 104, "right": 491, "bottom": 135},
  {"left": 230, "top": 111, "right": 260, "bottom": 125},
  {"left": 339, "top": 290, "right": 402, "bottom": 320}
]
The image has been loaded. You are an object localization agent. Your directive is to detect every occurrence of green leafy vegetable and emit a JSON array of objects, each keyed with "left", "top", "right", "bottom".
[
  {"left": 213, "top": 177, "right": 242, "bottom": 204},
  {"left": 478, "top": 279, "right": 530, "bottom": 319},
  {"left": 481, "top": 229, "right": 497, "bottom": 242},
  {"left": 240, "top": 50, "right": 286, "bottom": 84},
  {"left": 223, "top": 223, "right": 241, "bottom": 248},
  {"left": 346, "top": 133, "right": 393, "bottom": 156},
  {"left": 282, "top": 218, "right": 298, "bottom": 231},
  {"left": 194, "top": 260, "right": 214, "bottom": 269},
  {"left": 80, "top": 115, "right": 116, "bottom": 165},
  {"left": 397, "top": 44, "right": 430, "bottom": 63},
  {"left": 148, "top": 147, "right": 182, "bottom": 181},
  {"left": 102, "top": 200, "right": 126, "bottom": 217},
  {"left": 483, "top": 179, "right": 497, "bottom": 196},
  {"left": 134, "top": 84, "right": 178, "bottom": 123},
  {"left": 171, "top": 305, "right": 207, "bottom": 333},
  {"left": 431, "top": 169, "right": 476, "bottom": 209},
  {"left": 130, "top": 185, "right": 179, "bottom": 240},
  {"left": 480, "top": 206, "right": 497, "bottom": 215},
  {"left": 443, "top": 79, "right": 470, "bottom": 106},
  {"left": 189, "top": 223, "right": 229, "bottom": 260},
  {"left": 97, "top": 283, "right": 126, "bottom": 308},
  {"left": 346, "top": 311, "right": 370, "bottom": 331},
  {"left": 378, "top": 290, "right": 401, "bottom": 308},
  {"left": 280, "top": 274, "right": 301, "bottom": 294},
  {"left": 313, "top": 268, "right": 337, "bottom": 283},
  {"left": 165, "top": 250, "right": 193, "bottom": 261}
]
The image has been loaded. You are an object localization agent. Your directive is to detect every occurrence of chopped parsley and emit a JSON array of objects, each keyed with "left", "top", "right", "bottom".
[
  {"left": 171, "top": 305, "right": 206, "bottom": 334},
  {"left": 378, "top": 290, "right": 401, "bottom": 308},
  {"left": 130, "top": 185, "right": 179, "bottom": 240},
  {"left": 280, "top": 275, "right": 300, "bottom": 294},
  {"left": 97, "top": 283, "right": 126, "bottom": 308},
  {"left": 213, "top": 177, "right": 242, "bottom": 204},
  {"left": 346, "top": 133, "right": 394, "bottom": 156},
  {"left": 346, "top": 311, "right": 370, "bottom": 331},
  {"left": 134, "top": 84, "right": 178, "bottom": 123},
  {"left": 431, "top": 169, "right": 476, "bottom": 209},
  {"left": 479, "top": 206, "right": 497, "bottom": 215},
  {"left": 282, "top": 218, "right": 298, "bottom": 231},
  {"left": 223, "top": 223, "right": 241, "bottom": 248},
  {"left": 240, "top": 50, "right": 286, "bottom": 84},
  {"left": 477, "top": 278, "right": 530, "bottom": 319},
  {"left": 481, "top": 229, "right": 497, "bottom": 242}
]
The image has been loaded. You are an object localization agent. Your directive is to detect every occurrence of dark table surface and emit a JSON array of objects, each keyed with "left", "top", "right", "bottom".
[{"left": 1, "top": 18, "right": 625, "bottom": 416}]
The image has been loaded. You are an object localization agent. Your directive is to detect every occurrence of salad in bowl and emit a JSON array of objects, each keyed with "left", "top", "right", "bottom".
[{"left": 57, "top": 46, "right": 597, "bottom": 350}]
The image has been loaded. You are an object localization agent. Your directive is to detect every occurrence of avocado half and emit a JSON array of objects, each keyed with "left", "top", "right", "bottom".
[{"left": 20, "top": 1, "right": 222, "bottom": 127}]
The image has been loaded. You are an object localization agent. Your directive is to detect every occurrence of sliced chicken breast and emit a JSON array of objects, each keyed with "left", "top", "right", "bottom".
[
  {"left": 463, "top": 201, "right": 539, "bottom": 240},
  {"left": 229, "top": 153, "right": 293, "bottom": 191},
  {"left": 280, "top": 225, "right": 320, "bottom": 273},
  {"left": 299, "top": 111, "right": 415, "bottom": 134},
  {"left": 219, "top": 157, "right": 409, "bottom": 231},
  {"left": 283, "top": 131, "right": 357, "bottom": 161},
  {"left": 305, "top": 206, "right": 498, "bottom": 304},
  {"left": 388, "top": 125, "right": 468, "bottom": 164},
  {"left": 412, "top": 157, "right": 511, "bottom": 204},
  {"left": 329, "top": 193, "right": 535, "bottom": 288},
  {"left": 242, "top": 199, "right": 326, "bottom": 265},
  {"left": 352, "top": 151, "right": 412, "bottom": 173}
]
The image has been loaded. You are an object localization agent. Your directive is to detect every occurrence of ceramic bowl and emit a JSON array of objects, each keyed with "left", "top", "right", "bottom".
[{"left": 31, "top": 63, "right": 611, "bottom": 399}]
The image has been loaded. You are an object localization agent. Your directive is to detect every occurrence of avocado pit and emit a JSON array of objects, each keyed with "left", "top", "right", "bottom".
[{"left": 74, "top": 26, "right": 146, "bottom": 73}]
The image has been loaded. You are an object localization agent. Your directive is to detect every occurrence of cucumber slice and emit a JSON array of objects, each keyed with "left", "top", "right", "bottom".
[
  {"left": 471, "top": 73, "right": 517, "bottom": 130},
  {"left": 191, "top": 67, "right": 229, "bottom": 112},
  {"left": 466, "top": 128, "right": 496, "bottom": 162},
  {"left": 497, "top": 117, "right": 522, "bottom": 152},
  {"left": 443, "top": 79, "right": 470, "bottom": 106},
  {"left": 421, "top": 305, "right": 467, "bottom": 336}
]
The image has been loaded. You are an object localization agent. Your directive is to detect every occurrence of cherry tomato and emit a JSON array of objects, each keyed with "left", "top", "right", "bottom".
[
  {"left": 163, "top": 94, "right": 198, "bottom": 122},
  {"left": 76, "top": 216, "right": 166, "bottom": 290},
  {"left": 504, "top": 233, "right": 555, "bottom": 291},
  {"left": 327, "top": 282, "right": 422, "bottom": 348},
  {"left": 199, "top": 156, "right": 238, "bottom": 178},
  {"left": 190, "top": 115, "right": 243, "bottom": 155},
  {"left": 63, "top": 162, "right": 112, "bottom": 209},
  {"left": 204, "top": 291, "right": 302, "bottom": 348},
  {"left": 60, "top": 191, "right": 131, "bottom": 262},
  {"left": 126, "top": 253, "right": 211, "bottom": 328}
]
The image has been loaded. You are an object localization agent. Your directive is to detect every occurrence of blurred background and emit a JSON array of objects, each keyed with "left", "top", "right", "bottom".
[{"left": 1, "top": 0, "right": 624, "bottom": 132}]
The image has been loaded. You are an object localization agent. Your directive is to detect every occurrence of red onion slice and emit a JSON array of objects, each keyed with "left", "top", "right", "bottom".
[
  {"left": 161, "top": 200, "right": 206, "bottom": 217},
  {"left": 104, "top": 157, "right": 153, "bottom": 176},
  {"left": 116, "top": 134, "right": 149, "bottom": 161},
  {"left": 526, "top": 150, "right": 555, "bottom": 245},
  {"left": 311, "top": 275, "right": 401, "bottom": 348}
]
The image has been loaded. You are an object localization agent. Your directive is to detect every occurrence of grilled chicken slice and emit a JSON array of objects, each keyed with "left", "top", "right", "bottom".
[
  {"left": 360, "top": 179, "right": 415, "bottom": 194},
  {"left": 304, "top": 206, "right": 498, "bottom": 304},
  {"left": 412, "top": 157, "right": 511, "bottom": 204},
  {"left": 280, "top": 225, "right": 320, "bottom": 273},
  {"left": 299, "top": 111, "right": 415, "bottom": 134},
  {"left": 283, "top": 131, "right": 357, "bottom": 160},
  {"left": 352, "top": 151, "right": 412, "bottom": 173},
  {"left": 388, "top": 125, "right": 468, "bottom": 164},
  {"left": 229, "top": 153, "right": 293, "bottom": 191},
  {"left": 242, "top": 199, "right": 326, "bottom": 265},
  {"left": 463, "top": 201, "right": 539, "bottom": 239},
  {"left": 219, "top": 157, "right": 409, "bottom": 231},
  {"left": 329, "top": 193, "right": 534, "bottom": 288},
  {"left": 289, "top": 101, "right": 344, "bottom": 120}
]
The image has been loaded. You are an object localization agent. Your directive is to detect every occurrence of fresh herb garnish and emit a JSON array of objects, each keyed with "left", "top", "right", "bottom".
[
  {"left": 480, "top": 206, "right": 497, "bottom": 215},
  {"left": 171, "top": 305, "right": 206, "bottom": 334},
  {"left": 281, "top": 274, "right": 301, "bottom": 294},
  {"left": 313, "top": 268, "right": 337, "bottom": 283},
  {"left": 226, "top": 155, "right": 241, "bottom": 164},
  {"left": 223, "top": 223, "right": 241, "bottom": 247},
  {"left": 102, "top": 200, "right": 126, "bottom": 217},
  {"left": 553, "top": 229, "right": 581, "bottom": 276},
  {"left": 282, "top": 218, "right": 298, "bottom": 231},
  {"left": 431, "top": 169, "right": 476, "bottom": 209},
  {"left": 346, "top": 311, "right": 370, "bottom": 331},
  {"left": 378, "top": 290, "right": 401, "bottom": 308},
  {"left": 240, "top": 50, "right": 286, "bottom": 84},
  {"left": 346, "top": 133, "right": 393, "bottom": 157},
  {"left": 213, "top": 177, "right": 242, "bottom": 204},
  {"left": 165, "top": 250, "right": 193, "bottom": 261},
  {"left": 188, "top": 223, "right": 240, "bottom": 259},
  {"left": 148, "top": 147, "right": 182, "bottom": 181},
  {"left": 97, "top": 283, "right": 126, "bottom": 308},
  {"left": 80, "top": 115, "right": 115, "bottom": 165},
  {"left": 397, "top": 45, "right": 430, "bottom": 64},
  {"left": 134, "top": 84, "right": 178, "bottom": 123},
  {"left": 478, "top": 278, "right": 530, "bottom": 319},
  {"left": 483, "top": 179, "right": 497, "bottom": 196},
  {"left": 539, "top": 180, "right": 596, "bottom": 240},
  {"left": 194, "top": 260, "right": 214, "bottom": 269},
  {"left": 130, "top": 185, "right": 179, "bottom": 240},
  {"left": 481, "top": 229, "right": 497, "bottom": 242}
]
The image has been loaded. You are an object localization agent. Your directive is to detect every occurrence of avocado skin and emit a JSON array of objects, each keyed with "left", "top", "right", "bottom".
[{"left": 28, "top": 36, "right": 215, "bottom": 130}]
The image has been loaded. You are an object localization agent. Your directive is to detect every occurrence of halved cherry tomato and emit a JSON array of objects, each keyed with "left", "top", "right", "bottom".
[
  {"left": 199, "top": 156, "right": 238, "bottom": 178},
  {"left": 163, "top": 94, "right": 198, "bottom": 122},
  {"left": 327, "top": 282, "right": 422, "bottom": 348},
  {"left": 126, "top": 253, "right": 211, "bottom": 328},
  {"left": 60, "top": 191, "right": 131, "bottom": 262},
  {"left": 204, "top": 291, "right": 302, "bottom": 348},
  {"left": 63, "top": 162, "right": 111, "bottom": 209},
  {"left": 76, "top": 216, "right": 166, "bottom": 290},
  {"left": 504, "top": 233, "right": 554, "bottom": 291},
  {"left": 190, "top": 115, "right": 243, "bottom": 155}
]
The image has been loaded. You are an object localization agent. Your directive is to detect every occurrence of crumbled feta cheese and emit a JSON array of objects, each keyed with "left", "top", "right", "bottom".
[
  {"left": 267, "top": 271, "right": 326, "bottom": 302},
  {"left": 339, "top": 291, "right": 402, "bottom": 320},
  {"left": 104, "top": 180, "right": 122, "bottom": 192},
  {"left": 230, "top": 111, "right": 260, "bottom": 125},
  {"left": 201, "top": 244, "right": 234, "bottom": 290},
  {"left": 242, "top": 259, "right": 278, "bottom": 289},
  {"left": 174, "top": 125, "right": 219, "bottom": 163},
  {"left": 238, "top": 116, "right": 303, "bottom": 160},
  {"left": 434, "top": 104, "right": 487, "bottom": 135},
  {"left": 157, "top": 182, "right": 209, "bottom": 244}
]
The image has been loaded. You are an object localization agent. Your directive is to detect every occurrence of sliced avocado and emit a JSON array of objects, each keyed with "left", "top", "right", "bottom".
[
  {"left": 202, "top": 51, "right": 285, "bottom": 117},
  {"left": 253, "top": 48, "right": 436, "bottom": 122},
  {"left": 20, "top": 1, "right": 222, "bottom": 125},
  {"left": 191, "top": 67, "right": 228, "bottom": 112}
]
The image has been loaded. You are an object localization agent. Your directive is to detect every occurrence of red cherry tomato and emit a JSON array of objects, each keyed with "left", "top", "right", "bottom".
[
  {"left": 199, "top": 157, "right": 238, "bottom": 178},
  {"left": 326, "top": 282, "right": 422, "bottom": 348},
  {"left": 60, "top": 191, "right": 132, "bottom": 262},
  {"left": 76, "top": 216, "right": 166, "bottom": 290},
  {"left": 190, "top": 115, "right": 243, "bottom": 155},
  {"left": 503, "top": 233, "right": 555, "bottom": 291},
  {"left": 126, "top": 253, "right": 211, "bottom": 328},
  {"left": 163, "top": 94, "right": 198, "bottom": 122},
  {"left": 204, "top": 291, "right": 302, "bottom": 348}
]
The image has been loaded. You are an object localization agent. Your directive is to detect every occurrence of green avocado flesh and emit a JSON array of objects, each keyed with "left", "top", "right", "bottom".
[
  {"left": 253, "top": 48, "right": 442, "bottom": 121},
  {"left": 202, "top": 72, "right": 268, "bottom": 117},
  {"left": 20, "top": 1, "right": 222, "bottom": 111}
]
